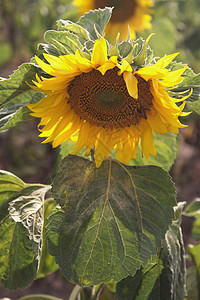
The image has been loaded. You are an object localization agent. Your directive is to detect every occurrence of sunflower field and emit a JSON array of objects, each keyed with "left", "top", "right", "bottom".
[{"left": 0, "top": 1, "right": 200, "bottom": 299}]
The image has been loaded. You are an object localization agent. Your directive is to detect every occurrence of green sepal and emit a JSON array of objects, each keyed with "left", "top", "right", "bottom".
[
  {"left": 134, "top": 34, "right": 155, "bottom": 66},
  {"left": 124, "top": 44, "right": 137, "bottom": 64},
  {"left": 118, "top": 41, "right": 133, "bottom": 58},
  {"left": 109, "top": 33, "right": 120, "bottom": 57}
]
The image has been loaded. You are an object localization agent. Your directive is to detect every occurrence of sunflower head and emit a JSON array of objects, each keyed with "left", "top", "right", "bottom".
[{"left": 28, "top": 8, "right": 191, "bottom": 168}]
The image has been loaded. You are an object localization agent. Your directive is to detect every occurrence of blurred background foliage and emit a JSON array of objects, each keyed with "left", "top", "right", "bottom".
[
  {"left": 0, "top": 0, "right": 200, "bottom": 73},
  {"left": 0, "top": 0, "right": 200, "bottom": 299}
]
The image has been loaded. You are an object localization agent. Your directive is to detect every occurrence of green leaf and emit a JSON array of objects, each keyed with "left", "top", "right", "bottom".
[
  {"left": 37, "top": 199, "right": 59, "bottom": 279},
  {"left": 192, "top": 216, "right": 200, "bottom": 241},
  {"left": 186, "top": 266, "right": 200, "bottom": 300},
  {"left": 57, "top": 20, "right": 90, "bottom": 42},
  {"left": 0, "top": 92, "right": 44, "bottom": 131},
  {"left": 47, "top": 155, "right": 176, "bottom": 286},
  {"left": 184, "top": 198, "right": 200, "bottom": 217},
  {"left": 148, "top": 204, "right": 186, "bottom": 300},
  {"left": 0, "top": 170, "right": 50, "bottom": 289},
  {"left": 188, "top": 244, "right": 200, "bottom": 276},
  {"left": 9, "top": 185, "right": 51, "bottom": 261},
  {"left": 43, "top": 30, "right": 83, "bottom": 56},
  {"left": 168, "top": 64, "right": 200, "bottom": 113},
  {"left": 0, "top": 220, "right": 38, "bottom": 290},
  {"left": 0, "top": 63, "right": 38, "bottom": 109},
  {"left": 184, "top": 198, "right": 200, "bottom": 240},
  {"left": 116, "top": 255, "right": 163, "bottom": 300},
  {"left": 187, "top": 100, "right": 200, "bottom": 114},
  {"left": 118, "top": 41, "right": 133, "bottom": 58},
  {"left": 58, "top": 139, "right": 87, "bottom": 166},
  {"left": 78, "top": 7, "right": 113, "bottom": 40},
  {"left": 134, "top": 34, "right": 155, "bottom": 66},
  {"left": 0, "top": 104, "right": 32, "bottom": 131}
]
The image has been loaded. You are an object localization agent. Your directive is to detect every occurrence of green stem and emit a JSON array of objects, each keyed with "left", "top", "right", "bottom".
[{"left": 69, "top": 285, "right": 82, "bottom": 300}]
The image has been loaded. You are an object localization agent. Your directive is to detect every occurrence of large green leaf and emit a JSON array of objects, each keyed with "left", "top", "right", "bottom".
[
  {"left": 46, "top": 155, "right": 176, "bottom": 286},
  {"left": 116, "top": 255, "right": 163, "bottom": 300},
  {"left": 0, "top": 63, "right": 38, "bottom": 108},
  {"left": 0, "top": 170, "right": 50, "bottom": 289},
  {"left": 78, "top": 7, "right": 113, "bottom": 40}
]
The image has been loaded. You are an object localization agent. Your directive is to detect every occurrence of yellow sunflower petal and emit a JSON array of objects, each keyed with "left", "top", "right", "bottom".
[
  {"left": 154, "top": 53, "right": 179, "bottom": 69},
  {"left": 139, "top": 119, "right": 156, "bottom": 161},
  {"left": 35, "top": 56, "right": 55, "bottom": 75},
  {"left": 123, "top": 72, "right": 138, "bottom": 99},
  {"left": 97, "top": 56, "right": 118, "bottom": 75},
  {"left": 160, "top": 66, "right": 187, "bottom": 87},
  {"left": 119, "top": 59, "right": 132, "bottom": 74},
  {"left": 91, "top": 38, "right": 108, "bottom": 67}
]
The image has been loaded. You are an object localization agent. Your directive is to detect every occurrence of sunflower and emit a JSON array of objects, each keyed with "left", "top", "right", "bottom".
[
  {"left": 73, "top": 0, "right": 153, "bottom": 39},
  {"left": 28, "top": 38, "right": 189, "bottom": 167}
]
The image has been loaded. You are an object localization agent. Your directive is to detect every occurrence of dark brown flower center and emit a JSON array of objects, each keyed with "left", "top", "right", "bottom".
[
  {"left": 67, "top": 67, "right": 153, "bottom": 129},
  {"left": 94, "top": 0, "right": 137, "bottom": 22}
]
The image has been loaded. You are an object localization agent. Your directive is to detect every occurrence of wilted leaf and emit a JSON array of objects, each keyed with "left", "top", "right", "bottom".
[
  {"left": 47, "top": 155, "right": 176, "bottom": 286},
  {"left": 0, "top": 170, "right": 50, "bottom": 289},
  {"left": 9, "top": 185, "right": 51, "bottom": 260}
]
